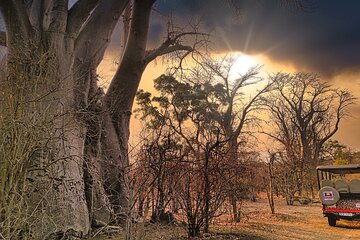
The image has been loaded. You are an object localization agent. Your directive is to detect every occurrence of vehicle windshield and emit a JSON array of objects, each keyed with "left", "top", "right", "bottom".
[
  {"left": 338, "top": 173, "right": 360, "bottom": 181},
  {"left": 317, "top": 165, "right": 360, "bottom": 187}
]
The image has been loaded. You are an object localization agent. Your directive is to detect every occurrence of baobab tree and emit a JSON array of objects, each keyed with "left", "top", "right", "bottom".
[
  {"left": 0, "top": 0, "right": 197, "bottom": 238},
  {"left": 262, "top": 72, "right": 355, "bottom": 201}
]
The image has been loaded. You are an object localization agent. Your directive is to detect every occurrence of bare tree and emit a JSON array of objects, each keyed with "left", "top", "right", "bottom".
[
  {"left": 136, "top": 73, "right": 232, "bottom": 236},
  {"left": 196, "top": 56, "right": 273, "bottom": 221},
  {"left": 262, "top": 72, "right": 355, "bottom": 201}
]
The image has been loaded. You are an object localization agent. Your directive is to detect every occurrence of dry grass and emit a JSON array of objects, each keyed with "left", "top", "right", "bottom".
[{"left": 93, "top": 198, "right": 360, "bottom": 239}]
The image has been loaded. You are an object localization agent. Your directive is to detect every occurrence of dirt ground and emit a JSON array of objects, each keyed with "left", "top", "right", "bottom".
[
  {"left": 215, "top": 199, "right": 360, "bottom": 240},
  {"left": 94, "top": 198, "right": 360, "bottom": 240}
]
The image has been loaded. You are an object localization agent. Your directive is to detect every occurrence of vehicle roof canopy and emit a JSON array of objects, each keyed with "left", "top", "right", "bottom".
[{"left": 316, "top": 164, "right": 360, "bottom": 174}]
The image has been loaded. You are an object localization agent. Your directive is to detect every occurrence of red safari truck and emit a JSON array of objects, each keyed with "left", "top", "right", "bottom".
[{"left": 317, "top": 164, "right": 360, "bottom": 226}]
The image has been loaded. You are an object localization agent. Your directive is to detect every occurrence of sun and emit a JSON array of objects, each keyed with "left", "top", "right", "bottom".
[{"left": 229, "top": 53, "right": 259, "bottom": 78}]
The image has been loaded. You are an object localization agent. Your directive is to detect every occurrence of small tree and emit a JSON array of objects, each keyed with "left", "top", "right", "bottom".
[
  {"left": 181, "top": 55, "right": 273, "bottom": 222},
  {"left": 136, "top": 73, "right": 231, "bottom": 236},
  {"left": 322, "top": 140, "right": 360, "bottom": 165}
]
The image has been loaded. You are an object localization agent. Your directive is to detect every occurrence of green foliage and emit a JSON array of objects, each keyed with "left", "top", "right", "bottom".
[
  {"left": 135, "top": 70, "right": 234, "bottom": 237},
  {"left": 323, "top": 139, "right": 360, "bottom": 164},
  {"left": 135, "top": 74, "right": 228, "bottom": 132},
  {"left": 334, "top": 159, "right": 350, "bottom": 165},
  {"left": 134, "top": 55, "right": 267, "bottom": 236}
]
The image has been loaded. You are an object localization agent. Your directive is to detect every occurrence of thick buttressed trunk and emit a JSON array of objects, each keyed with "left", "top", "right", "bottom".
[
  {"left": 100, "top": 108, "right": 130, "bottom": 222},
  {"left": 0, "top": 0, "right": 183, "bottom": 236},
  {"left": 73, "top": 0, "right": 131, "bottom": 226},
  {"left": 103, "top": 0, "right": 155, "bottom": 220},
  {"left": 83, "top": 67, "right": 113, "bottom": 226},
  {"left": 76, "top": 8, "right": 128, "bottom": 225},
  {"left": 0, "top": 0, "right": 130, "bottom": 238},
  {"left": 3, "top": 37, "right": 90, "bottom": 238}
]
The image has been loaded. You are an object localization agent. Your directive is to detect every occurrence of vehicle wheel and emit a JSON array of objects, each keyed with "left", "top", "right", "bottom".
[
  {"left": 328, "top": 216, "right": 336, "bottom": 226},
  {"left": 319, "top": 186, "right": 340, "bottom": 205}
]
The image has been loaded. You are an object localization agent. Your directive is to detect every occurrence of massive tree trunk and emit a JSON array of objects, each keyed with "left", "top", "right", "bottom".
[
  {"left": 1, "top": 3, "right": 91, "bottom": 237},
  {"left": 103, "top": 0, "right": 155, "bottom": 221},
  {"left": 0, "top": 0, "right": 193, "bottom": 237},
  {"left": 4, "top": 35, "right": 91, "bottom": 239},
  {"left": 74, "top": 0, "right": 131, "bottom": 225},
  {"left": 0, "top": 0, "right": 129, "bottom": 238},
  {"left": 105, "top": 0, "right": 154, "bottom": 164}
]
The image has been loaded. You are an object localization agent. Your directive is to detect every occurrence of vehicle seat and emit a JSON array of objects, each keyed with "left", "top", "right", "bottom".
[
  {"left": 335, "top": 179, "right": 349, "bottom": 193},
  {"left": 349, "top": 179, "right": 360, "bottom": 193},
  {"left": 320, "top": 179, "right": 333, "bottom": 188}
]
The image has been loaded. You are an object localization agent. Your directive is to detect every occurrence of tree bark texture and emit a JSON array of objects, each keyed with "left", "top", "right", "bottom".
[
  {"left": 0, "top": 0, "right": 134, "bottom": 238},
  {"left": 0, "top": 0, "right": 192, "bottom": 237}
]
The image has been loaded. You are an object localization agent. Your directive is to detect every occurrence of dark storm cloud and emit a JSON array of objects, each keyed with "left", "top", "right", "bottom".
[
  {"left": 148, "top": 21, "right": 164, "bottom": 46},
  {"left": 155, "top": 0, "right": 360, "bottom": 77}
]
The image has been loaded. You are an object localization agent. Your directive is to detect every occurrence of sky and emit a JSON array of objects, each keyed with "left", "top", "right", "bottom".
[
  {"left": 128, "top": 0, "right": 360, "bottom": 150},
  {"left": 3, "top": 0, "right": 356, "bottom": 150},
  {"left": 152, "top": 0, "right": 360, "bottom": 78},
  {"left": 95, "top": 0, "right": 360, "bottom": 150}
]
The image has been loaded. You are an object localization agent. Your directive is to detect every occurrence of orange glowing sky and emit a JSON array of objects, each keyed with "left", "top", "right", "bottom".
[
  {"left": 94, "top": 1, "right": 360, "bottom": 151},
  {"left": 98, "top": 50, "right": 360, "bottom": 151}
]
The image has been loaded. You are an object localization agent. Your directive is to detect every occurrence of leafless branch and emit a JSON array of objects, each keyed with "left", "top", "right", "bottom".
[
  {"left": 66, "top": 0, "right": 101, "bottom": 38},
  {"left": 75, "top": 0, "right": 129, "bottom": 54},
  {"left": 0, "top": 0, "right": 32, "bottom": 44},
  {"left": 47, "top": 0, "right": 68, "bottom": 36},
  {"left": 145, "top": 43, "right": 193, "bottom": 65},
  {"left": 144, "top": 32, "right": 208, "bottom": 65}
]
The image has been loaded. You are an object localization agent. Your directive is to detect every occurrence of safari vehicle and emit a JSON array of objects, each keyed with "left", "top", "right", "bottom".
[{"left": 317, "top": 164, "right": 360, "bottom": 226}]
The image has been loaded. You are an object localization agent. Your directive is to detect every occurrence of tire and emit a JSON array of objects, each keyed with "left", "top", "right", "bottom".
[
  {"left": 319, "top": 186, "right": 340, "bottom": 205},
  {"left": 328, "top": 216, "right": 336, "bottom": 227}
]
